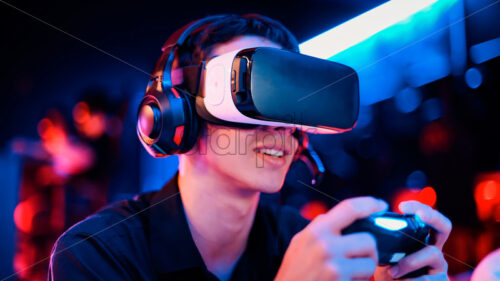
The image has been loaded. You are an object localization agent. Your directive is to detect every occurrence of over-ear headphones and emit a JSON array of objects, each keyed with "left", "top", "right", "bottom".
[{"left": 137, "top": 15, "right": 227, "bottom": 157}]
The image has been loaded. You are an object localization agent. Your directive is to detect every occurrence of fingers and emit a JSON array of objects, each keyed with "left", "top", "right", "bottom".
[
  {"left": 321, "top": 197, "right": 388, "bottom": 235},
  {"left": 374, "top": 266, "right": 395, "bottom": 281},
  {"left": 318, "top": 234, "right": 379, "bottom": 280},
  {"left": 399, "top": 201, "right": 452, "bottom": 249},
  {"left": 335, "top": 257, "right": 377, "bottom": 280},
  {"left": 389, "top": 245, "right": 448, "bottom": 280},
  {"left": 339, "top": 232, "right": 378, "bottom": 263},
  {"left": 401, "top": 272, "right": 449, "bottom": 281}
]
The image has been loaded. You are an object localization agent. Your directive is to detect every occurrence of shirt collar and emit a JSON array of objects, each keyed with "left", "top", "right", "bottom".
[
  {"left": 147, "top": 172, "right": 281, "bottom": 279},
  {"left": 232, "top": 202, "right": 282, "bottom": 280},
  {"left": 148, "top": 173, "right": 206, "bottom": 275}
]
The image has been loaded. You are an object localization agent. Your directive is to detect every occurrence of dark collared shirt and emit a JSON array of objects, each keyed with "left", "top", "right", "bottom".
[{"left": 49, "top": 174, "right": 309, "bottom": 281}]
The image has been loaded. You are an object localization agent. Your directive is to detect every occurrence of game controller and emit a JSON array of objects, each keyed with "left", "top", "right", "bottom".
[{"left": 341, "top": 211, "right": 431, "bottom": 266}]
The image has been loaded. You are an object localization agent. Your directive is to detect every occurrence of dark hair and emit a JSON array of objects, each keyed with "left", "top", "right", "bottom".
[{"left": 175, "top": 14, "right": 299, "bottom": 67}]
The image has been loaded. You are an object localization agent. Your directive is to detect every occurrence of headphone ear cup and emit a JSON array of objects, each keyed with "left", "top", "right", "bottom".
[
  {"left": 174, "top": 87, "right": 201, "bottom": 153},
  {"left": 137, "top": 85, "right": 200, "bottom": 156}
]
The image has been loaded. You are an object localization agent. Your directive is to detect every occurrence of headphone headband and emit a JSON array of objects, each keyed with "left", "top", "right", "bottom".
[{"left": 158, "top": 15, "right": 228, "bottom": 88}]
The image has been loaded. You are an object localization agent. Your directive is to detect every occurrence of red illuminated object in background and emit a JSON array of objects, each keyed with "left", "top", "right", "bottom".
[
  {"left": 300, "top": 200, "right": 329, "bottom": 220},
  {"left": 37, "top": 111, "right": 95, "bottom": 176},
  {"left": 474, "top": 172, "right": 500, "bottom": 222},
  {"left": 299, "top": 186, "right": 438, "bottom": 220},
  {"left": 73, "top": 101, "right": 123, "bottom": 140},
  {"left": 419, "top": 120, "right": 452, "bottom": 155},
  {"left": 473, "top": 172, "right": 500, "bottom": 269},
  {"left": 392, "top": 186, "right": 437, "bottom": 212}
]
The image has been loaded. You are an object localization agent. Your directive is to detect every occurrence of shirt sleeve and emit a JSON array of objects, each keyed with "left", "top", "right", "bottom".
[{"left": 48, "top": 232, "right": 133, "bottom": 281}]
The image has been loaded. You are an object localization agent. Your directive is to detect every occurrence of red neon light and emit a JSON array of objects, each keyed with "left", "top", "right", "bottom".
[
  {"left": 300, "top": 201, "right": 328, "bottom": 220},
  {"left": 392, "top": 186, "right": 438, "bottom": 213},
  {"left": 474, "top": 174, "right": 500, "bottom": 221}
]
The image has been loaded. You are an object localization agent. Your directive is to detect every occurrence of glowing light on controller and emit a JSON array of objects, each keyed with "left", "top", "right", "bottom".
[{"left": 374, "top": 217, "right": 408, "bottom": 231}]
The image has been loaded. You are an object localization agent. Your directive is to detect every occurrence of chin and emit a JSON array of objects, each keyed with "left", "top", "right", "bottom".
[{"left": 246, "top": 168, "right": 287, "bottom": 194}]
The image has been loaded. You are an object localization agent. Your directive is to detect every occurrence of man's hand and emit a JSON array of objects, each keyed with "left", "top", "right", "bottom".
[
  {"left": 374, "top": 200, "right": 452, "bottom": 281},
  {"left": 274, "top": 197, "right": 388, "bottom": 281}
]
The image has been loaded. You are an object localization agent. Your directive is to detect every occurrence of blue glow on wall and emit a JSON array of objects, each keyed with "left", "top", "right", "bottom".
[
  {"left": 354, "top": 105, "right": 373, "bottom": 129},
  {"left": 421, "top": 98, "right": 444, "bottom": 122},
  {"left": 300, "top": 0, "right": 441, "bottom": 59},
  {"left": 406, "top": 170, "right": 428, "bottom": 188},
  {"left": 299, "top": 0, "right": 460, "bottom": 105},
  {"left": 324, "top": 150, "right": 359, "bottom": 180},
  {"left": 0, "top": 147, "right": 20, "bottom": 278},
  {"left": 448, "top": 0, "right": 467, "bottom": 75},
  {"left": 394, "top": 87, "right": 422, "bottom": 114},
  {"left": 465, "top": 67, "right": 483, "bottom": 89},
  {"left": 470, "top": 37, "right": 500, "bottom": 64},
  {"left": 141, "top": 153, "right": 179, "bottom": 192}
]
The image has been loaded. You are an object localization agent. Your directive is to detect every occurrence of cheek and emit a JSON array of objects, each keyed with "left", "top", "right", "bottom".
[
  {"left": 238, "top": 130, "right": 257, "bottom": 155},
  {"left": 213, "top": 132, "right": 234, "bottom": 153},
  {"left": 206, "top": 127, "right": 239, "bottom": 155},
  {"left": 203, "top": 127, "right": 255, "bottom": 167}
]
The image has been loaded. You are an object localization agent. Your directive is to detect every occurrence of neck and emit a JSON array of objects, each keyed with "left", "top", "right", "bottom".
[{"left": 178, "top": 156, "right": 260, "bottom": 280}]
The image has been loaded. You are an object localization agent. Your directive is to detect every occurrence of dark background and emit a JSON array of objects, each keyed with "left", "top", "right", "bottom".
[
  {"left": 0, "top": 0, "right": 391, "bottom": 143},
  {"left": 1, "top": 0, "right": 499, "bottom": 280}
]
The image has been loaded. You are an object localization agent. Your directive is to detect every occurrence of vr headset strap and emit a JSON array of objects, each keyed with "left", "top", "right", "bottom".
[{"left": 171, "top": 65, "right": 203, "bottom": 95}]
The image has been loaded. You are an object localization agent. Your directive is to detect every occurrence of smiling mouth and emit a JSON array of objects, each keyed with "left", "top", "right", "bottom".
[{"left": 253, "top": 147, "right": 287, "bottom": 158}]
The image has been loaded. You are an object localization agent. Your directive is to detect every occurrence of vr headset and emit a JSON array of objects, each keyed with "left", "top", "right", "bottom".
[
  {"left": 197, "top": 47, "right": 359, "bottom": 134},
  {"left": 137, "top": 15, "right": 360, "bottom": 184}
]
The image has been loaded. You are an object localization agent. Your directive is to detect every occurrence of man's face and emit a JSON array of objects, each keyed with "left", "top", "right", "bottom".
[{"left": 185, "top": 35, "right": 299, "bottom": 193}]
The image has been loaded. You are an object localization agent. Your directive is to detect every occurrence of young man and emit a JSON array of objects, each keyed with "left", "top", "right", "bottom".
[{"left": 49, "top": 14, "right": 452, "bottom": 281}]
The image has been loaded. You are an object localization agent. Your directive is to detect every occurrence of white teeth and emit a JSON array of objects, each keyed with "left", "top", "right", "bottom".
[{"left": 256, "top": 148, "right": 284, "bottom": 158}]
